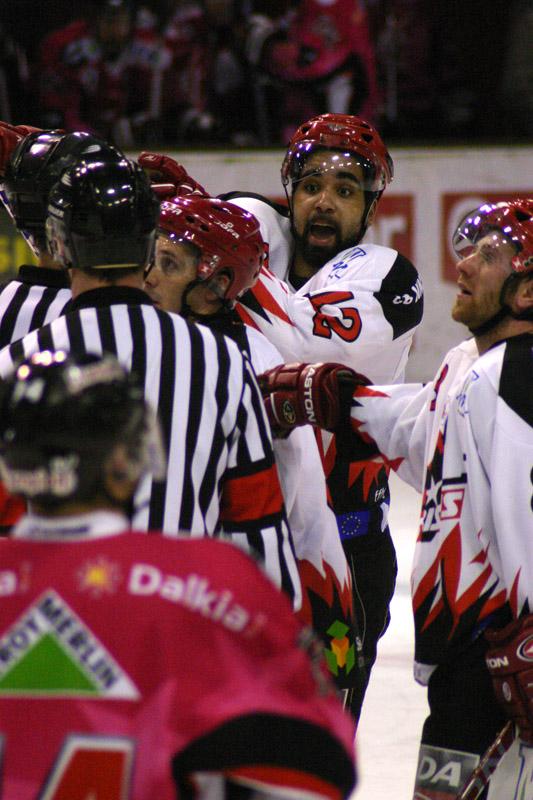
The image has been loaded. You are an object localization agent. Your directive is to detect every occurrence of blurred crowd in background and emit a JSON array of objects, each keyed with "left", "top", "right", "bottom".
[{"left": 0, "top": 0, "right": 532, "bottom": 150}]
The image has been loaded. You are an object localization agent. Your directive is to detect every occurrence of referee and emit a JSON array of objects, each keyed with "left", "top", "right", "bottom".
[
  {"left": 0, "top": 130, "right": 125, "bottom": 348},
  {"left": 0, "top": 155, "right": 301, "bottom": 607}
]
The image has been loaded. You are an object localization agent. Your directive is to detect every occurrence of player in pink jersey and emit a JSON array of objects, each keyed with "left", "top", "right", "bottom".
[{"left": 0, "top": 349, "right": 356, "bottom": 800}]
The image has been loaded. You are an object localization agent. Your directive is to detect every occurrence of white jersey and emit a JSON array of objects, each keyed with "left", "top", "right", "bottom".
[
  {"left": 435, "top": 334, "right": 533, "bottom": 623},
  {"left": 349, "top": 337, "right": 479, "bottom": 492},
  {"left": 349, "top": 334, "right": 533, "bottom": 679},
  {"left": 232, "top": 196, "right": 423, "bottom": 383},
  {"left": 431, "top": 333, "right": 533, "bottom": 800},
  {"left": 222, "top": 321, "right": 355, "bottom": 683},
  {"left": 245, "top": 325, "right": 351, "bottom": 606},
  {"left": 229, "top": 195, "right": 424, "bottom": 525}
]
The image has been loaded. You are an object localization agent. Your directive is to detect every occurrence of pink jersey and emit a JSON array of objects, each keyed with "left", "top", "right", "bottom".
[{"left": 0, "top": 520, "right": 355, "bottom": 799}]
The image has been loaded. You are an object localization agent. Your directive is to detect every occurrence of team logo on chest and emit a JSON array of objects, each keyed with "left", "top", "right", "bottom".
[{"left": 0, "top": 590, "right": 139, "bottom": 698}]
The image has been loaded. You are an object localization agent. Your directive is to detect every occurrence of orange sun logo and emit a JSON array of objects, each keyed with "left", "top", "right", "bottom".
[{"left": 77, "top": 557, "right": 122, "bottom": 597}]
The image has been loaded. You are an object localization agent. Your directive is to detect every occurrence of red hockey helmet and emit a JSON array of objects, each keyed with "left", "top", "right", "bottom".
[
  {"left": 281, "top": 113, "right": 394, "bottom": 197},
  {"left": 453, "top": 199, "right": 533, "bottom": 274},
  {"left": 157, "top": 196, "right": 264, "bottom": 303}
]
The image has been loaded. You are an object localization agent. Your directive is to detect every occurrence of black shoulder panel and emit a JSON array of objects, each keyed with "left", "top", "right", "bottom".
[
  {"left": 499, "top": 333, "right": 533, "bottom": 426},
  {"left": 373, "top": 252, "right": 424, "bottom": 339}
]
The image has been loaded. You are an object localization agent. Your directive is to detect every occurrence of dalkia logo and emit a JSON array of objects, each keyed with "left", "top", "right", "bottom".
[{"left": 0, "top": 590, "right": 139, "bottom": 699}]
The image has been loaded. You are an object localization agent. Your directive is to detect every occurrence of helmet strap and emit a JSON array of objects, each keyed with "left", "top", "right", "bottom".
[
  {"left": 358, "top": 192, "right": 379, "bottom": 243},
  {"left": 180, "top": 277, "right": 232, "bottom": 321}
]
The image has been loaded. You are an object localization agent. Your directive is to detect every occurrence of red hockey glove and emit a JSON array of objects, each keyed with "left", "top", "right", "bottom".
[
  {"left": 485, "top": 614, "right": 533, "bottom": 744},
  {"left": 138, "top": 152, "right": 209, "bottom": 197},
  {"left": 258, "top": 361, "right": 369, "bottom": 437},
  {"left": 150, "top": 183, "right": 180, "bottom": 200},
  {"left": 0, "top": 122, "right": 43, "bottom": 177}
]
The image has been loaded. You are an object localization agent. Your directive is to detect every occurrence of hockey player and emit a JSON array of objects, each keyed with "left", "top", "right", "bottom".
[
  {"left": 138, "top": 113, "right": 424, "bottom": 718},
  {"left": 0, "top": 348, "right": 357, "bottom": 800},
  {"left": 143, "top": 193, "right": 360, "bottom": 705},
  {"left": 258, "top": 198, "right": 533, "bottom": 799},
  {"left": 0, "top": 128, "right": 126, "bottom": 349},
  {"left": 223, "top": 112, "right": 423, "bottom": 717},
  {"left": 0, "top": 156, "right": 301, "bottom": 608},
  {"left": 0, "top": 127, "right": 126, "bottom": 530}
]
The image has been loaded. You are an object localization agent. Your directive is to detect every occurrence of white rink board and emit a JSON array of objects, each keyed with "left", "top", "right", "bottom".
[{"left": 143, "top": 146, "right": 533, "bottom": 381}]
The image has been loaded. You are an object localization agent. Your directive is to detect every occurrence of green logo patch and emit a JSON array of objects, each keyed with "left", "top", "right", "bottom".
[
  {"left": 0, "top": 590, "right": 139, "bottom": 699},
  {"left": 325, "top": 620, "right": 356, "bottom": 676}
]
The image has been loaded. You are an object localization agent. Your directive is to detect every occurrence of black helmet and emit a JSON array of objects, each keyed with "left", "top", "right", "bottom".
[
  {"left": 46, "top": 158, "right": 160, "bottom": 271},
  {"left": 2, "top": 130, "right": 125, "bottom": 256},
  {"left": 0, "top": 350, "right": 160, "bottom": 508}
]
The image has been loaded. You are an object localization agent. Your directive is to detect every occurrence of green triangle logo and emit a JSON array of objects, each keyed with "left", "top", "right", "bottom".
[
  {"left": 0, "top": 590, "right": 140, "bottom": 699},
  {"left": 0, "top": 634, "right": 97, "bottom": 693}
]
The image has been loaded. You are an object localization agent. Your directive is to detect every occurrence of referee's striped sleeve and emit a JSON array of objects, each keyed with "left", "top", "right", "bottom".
[
  {"left": 220, "top": 350, "right": 301, "bottom": 607},
  {"left": 0, "top": 281, "right": 71, "bottom": 349}
]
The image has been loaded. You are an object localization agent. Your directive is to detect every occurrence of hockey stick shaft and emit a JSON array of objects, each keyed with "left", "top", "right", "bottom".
[{"left": 455, "top": 720, "right": 514, "bottom": 800}]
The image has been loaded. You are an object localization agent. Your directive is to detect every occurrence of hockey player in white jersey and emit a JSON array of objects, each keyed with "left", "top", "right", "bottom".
[
  {"left": 222, "top": 113, "right": 423, "bottom": 719},
  {"left": 138, "top": 113, "right": 424, "bottom": 718},
  {"left": 143, "top": 193, "right": 361, "bottom": 705},
  {"left": 259, "top": 198, "right": 533, "bottom": 799}
]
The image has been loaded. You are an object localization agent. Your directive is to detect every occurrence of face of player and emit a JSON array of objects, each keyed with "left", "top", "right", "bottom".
[
  {"left": 144, "top": 236, "right": 199, "bottom": 314},
  {"left": 451, "top": 232, "right": 516, "bottom": 330},
  {"left": 145, "top": 236, "right": 225, "bottom": 318},
  {"left": 291, "top": 150, "right": 371, "bottom": 274}
]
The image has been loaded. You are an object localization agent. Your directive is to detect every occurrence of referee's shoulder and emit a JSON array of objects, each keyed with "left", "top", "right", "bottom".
[{"left": 171, "top": 312, "right": 250, "bottom": 361}]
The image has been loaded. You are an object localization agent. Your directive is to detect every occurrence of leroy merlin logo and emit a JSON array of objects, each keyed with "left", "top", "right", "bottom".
[{"left": 0, "top": 590, "right": 139, "bottom": 699}]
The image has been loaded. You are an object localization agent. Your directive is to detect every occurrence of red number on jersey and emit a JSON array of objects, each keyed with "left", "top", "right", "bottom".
[
  {"left": 39, "top": 734, "right": 134, "bottom": 799},
  {"left": 308, "top": 291, "right": 362, "bottom": 342}
]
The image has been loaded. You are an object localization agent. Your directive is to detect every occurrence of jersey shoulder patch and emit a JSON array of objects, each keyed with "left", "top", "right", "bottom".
[
  {"left": 499, "top": 333, "right": 533, "bottom": 425},
  {"left": 373, "top": 252, "right": 424, "bottom": 339}
]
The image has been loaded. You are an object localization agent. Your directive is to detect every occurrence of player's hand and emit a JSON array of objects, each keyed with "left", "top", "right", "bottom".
[
  {"left": 138, "top": 152, "right": 209, "bottom": 197},
  {"left": 485, "top": 614, "right": 533, "bottom": 744},
  {"left": 258, "top": 361, "right": 369, "bottom": 437},
  {"left": 0, "top": 122, "right": 43, "bottom": 177}
]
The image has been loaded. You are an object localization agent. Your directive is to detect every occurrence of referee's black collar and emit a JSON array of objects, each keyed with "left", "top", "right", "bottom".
[
  {"left": 69, "top": 286, "right": 155, "bottom": 311},
  {"left": 17, "top": 264, "right": 70, "bottom": 289}
]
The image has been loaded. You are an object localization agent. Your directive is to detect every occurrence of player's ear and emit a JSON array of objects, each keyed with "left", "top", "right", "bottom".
[{"left": 509, "top": 274, "right": 533, "bottom": 314}]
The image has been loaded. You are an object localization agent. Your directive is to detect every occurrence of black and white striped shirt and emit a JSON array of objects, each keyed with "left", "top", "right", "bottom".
[
  {"left": 0, "top": 265, "right": 71, "bottom": 348},
  {"left": 0, "top": 286, "right": 300, "bottom": 605}
]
